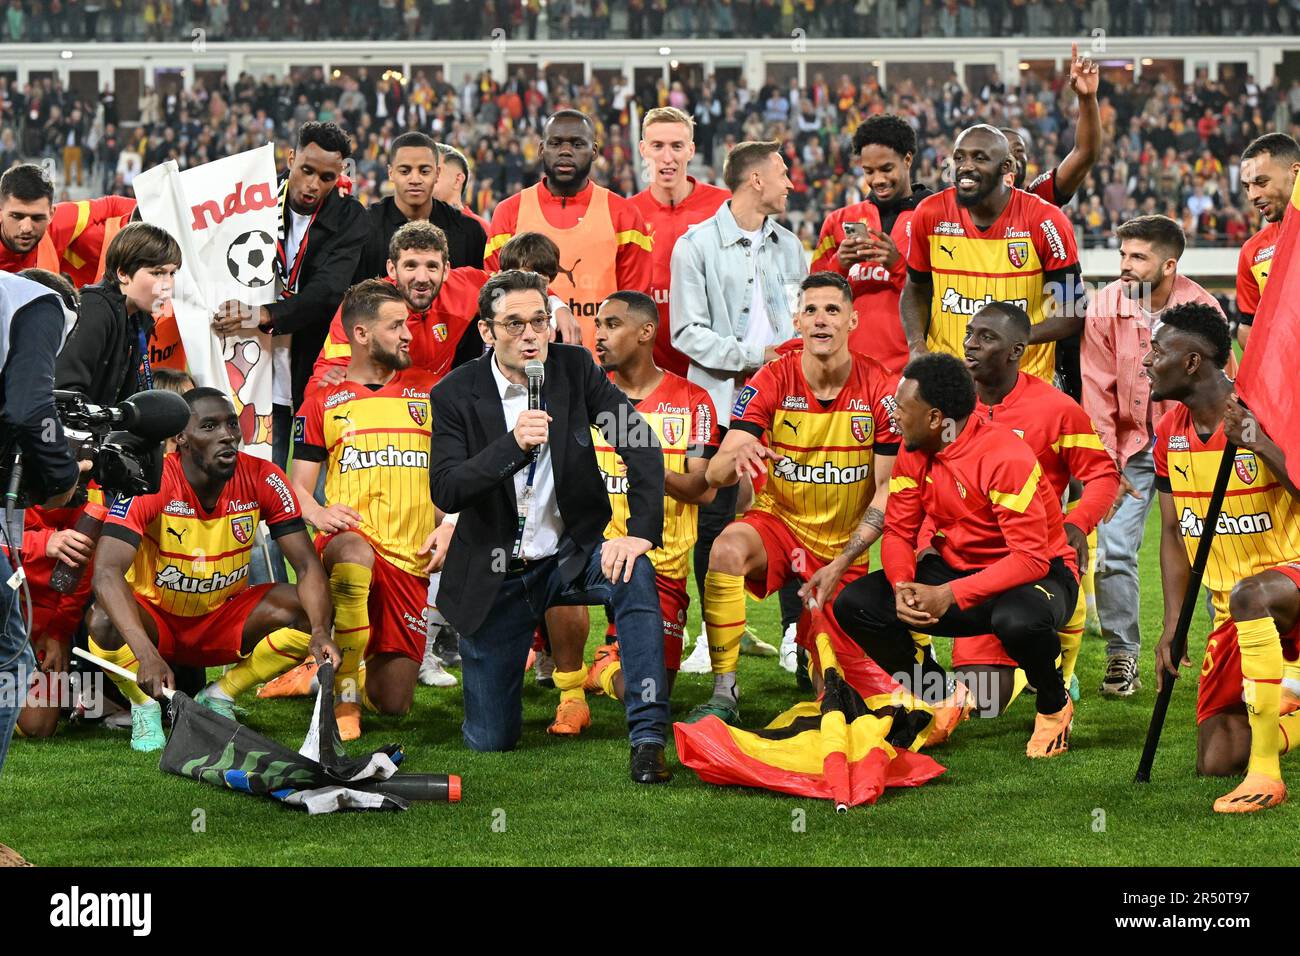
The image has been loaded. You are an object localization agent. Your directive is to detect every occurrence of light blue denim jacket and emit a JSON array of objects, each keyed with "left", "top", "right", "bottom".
[{"left": 668, "top": 200, "right": 807, "bottom": 426}]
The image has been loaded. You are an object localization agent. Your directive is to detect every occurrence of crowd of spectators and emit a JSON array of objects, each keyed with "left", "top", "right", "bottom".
[
  {"left": 2, "top": 54, "right": 1299, "bottom": 250},
  {"left": 2, "top": 0, "right": 1300, "bottom": 42}
]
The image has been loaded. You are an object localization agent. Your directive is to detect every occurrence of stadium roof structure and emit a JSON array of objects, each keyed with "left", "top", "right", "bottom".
[{"left": 1, "top": 36, "right": 1297, "bottom": 95}]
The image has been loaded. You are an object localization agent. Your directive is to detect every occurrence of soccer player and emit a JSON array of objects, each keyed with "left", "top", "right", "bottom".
[
  {"left": 811, "top": 113, "right": 934, "bottom": 376},
  {"left": 954, "top": 302, "right": 1119, "bottom": 715},
  {"left": 0, "top": 163, "right": 136, "bottom": 287},
  {"left": 485, "top": 109, "right": 652, "bottom": 351},
  {"left": 628, "top": 106, "right": 729, "bottom": 376},
  {"left": 288, "top": 281, "right": 438, "bottom": 739},
  {"left": 688, "top": 272, "right": 899, "bottom": 723},
  {"left": 569, "top": 291, "right": 720, "bottom": 713},
  {"left": 1002, "top": 43, "right": 1101, "bottom": 208},
  {"left": 834, "top": 353, "right": 1080, "bottom": 758},
  {"left": 434, "top": 144, "right": 490, "bottom": 234},
  {"left": 310, "top": 221, "right": 487, "bottom": 391},
  {"left": 900, "top": 125, "right": 1083, "bottom": 384},
  {"left": 1147, "top": 303, "right": 1300, "bottom": 813},
  {"left": 88, "top": 389, "right": 343, "bottom": 752},
  {"left": 1235, "top": 133, "right": 1300, "bottom": 348}
]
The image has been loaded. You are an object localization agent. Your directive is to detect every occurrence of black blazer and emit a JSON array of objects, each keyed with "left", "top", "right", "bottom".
[
  {"left": 56, "top": 279, "right": 153, "bottom": 407},
  {"left": 264, "top": 181, "right": 370, "bottom": 410},
  {"left": 429, "top": 343, "right": 665, "bottom": 635}
]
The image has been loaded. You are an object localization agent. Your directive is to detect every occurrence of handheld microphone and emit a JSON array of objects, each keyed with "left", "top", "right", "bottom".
[{"left": 525, "top": 360, "right": 545, "bottom": 460}]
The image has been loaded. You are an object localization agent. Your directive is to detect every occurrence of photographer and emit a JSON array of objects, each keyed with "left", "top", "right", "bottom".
[
  {"left": 0, "top": 270, "right": 83, "bottom": 774},
  {"left": 55, "top": 222, "right": 180, "bottom": 406}
]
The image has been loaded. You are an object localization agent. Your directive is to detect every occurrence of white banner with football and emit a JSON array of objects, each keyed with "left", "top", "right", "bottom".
[{"left": 133, "top": 145, "right": 278, "bottom": 459}]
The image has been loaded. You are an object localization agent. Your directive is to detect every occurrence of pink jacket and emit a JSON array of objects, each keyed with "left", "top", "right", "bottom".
[{"left": 1081, "top": 274, "right": 1224, "bottom": 470}]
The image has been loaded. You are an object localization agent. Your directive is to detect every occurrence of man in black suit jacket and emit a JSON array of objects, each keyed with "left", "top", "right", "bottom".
[
  {"left": 426, "top": 270, "right": 673, "bottom": 783},
  {"left": 352, "top": 131, "right": 487, "bottom": 282}
]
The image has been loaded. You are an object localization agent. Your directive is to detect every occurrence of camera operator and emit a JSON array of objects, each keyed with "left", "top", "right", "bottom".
[
  {"left": 55, "top": 222, "right": 180, "bottom": 406},
  {"left": 0, "top": 269, "right": 83, "bottom": 774}
]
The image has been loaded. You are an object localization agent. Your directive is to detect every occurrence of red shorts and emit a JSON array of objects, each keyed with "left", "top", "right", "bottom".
[
  {"left": 736, "top": 510, "right": 867, "bottom": 601},
  {"left": 137, "top": 583, "right": 275, "bottom": 668},
  {"left": 315, "top": 533, "right": 430, "bottom": 664},
  {"left": 1198, "top": 564, "right": 1300, "bottom": 724}
]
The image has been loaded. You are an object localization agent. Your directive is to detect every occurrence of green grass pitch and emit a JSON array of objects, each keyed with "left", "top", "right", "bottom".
[{"left": 0, "top": 508, "right": 1289, "bottom": 866}]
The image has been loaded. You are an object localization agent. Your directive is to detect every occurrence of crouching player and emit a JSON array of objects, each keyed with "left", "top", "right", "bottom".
[
  {"left": 953, "top": 302, "right": 1119, "bottom": 715},
  {"left": 1147, "top": 303, "right": 1300, "bottom": 813},
  {"left": 833, "top": 353, "right": 1080, "bottom": 758},
  {"left": 689, "top": 272, "right": 899, "bottom": 724},
  {"left": 569, "top": 291, "right": 719, "bottom": 717},
  {"left": 286, "top": 280, "right": 439, "bottom": 739},
  {"left": 89, "top": 389, "right": 342, "bottom": 752}
]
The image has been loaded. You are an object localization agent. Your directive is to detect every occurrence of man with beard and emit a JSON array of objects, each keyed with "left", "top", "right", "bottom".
[
  {"left": 1001, "top": 43, "right": 1101, "bottom": 210},
  {"left": 1147, "top": 304, "right": 1300, "bottom": 813},
  {"left": 1235, "top": 133, "right": 1300, "bottom": 348},
  {"left": 833, "top": 353, "right": 1080, "bottom": 759},
  {"left": 353, "top": 131, "right": 487, "bottom": 281},
  {"left": 310, "top": 221, "right": 487, "bottom": 391},
  {"left": 812, "top": 113, "right": 933, "bottom": 377},
  {"left": 1081, "top": 215, "right": 1224, "bottom": 698},
  {"left": 88, "top": 390, "right": 343, "bottom": 753},
  {"left": 287, "top": 281, "right": 438, "bottom": 739},
  {"left": 628, "top": 107, "right": 729, "bottom": 377},
  {"left": 212, "top": 121, "right": 369, "bottom": 474},
  {"left": 0, "top": 163, "right": 136, "bottom": 287},
  {"left": 899, "top": 124, "right": 1083, "bottom": 385},
  {"left": 485, "top": 110, "right": 652, "bottom": 352}
]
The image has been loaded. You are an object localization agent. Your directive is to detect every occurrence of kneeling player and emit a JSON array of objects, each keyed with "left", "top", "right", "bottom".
[
  {"left": 570, "top": 291, "right": 719, "bottom": 711},
  {"left": 834, "top": 353, "right": 1080, "bottom": 758},
  {"left": 1147, "top": 304, "right": 1300, "bottom": 813},
  {"left": 89, "top": 389, "right": 342, "bottom": 752},
  {"left": 689, "top": 272, "right": 899, "bottom": 723},
  {"left": 287, "top": 281, "right": 439, "bottom": 739}
]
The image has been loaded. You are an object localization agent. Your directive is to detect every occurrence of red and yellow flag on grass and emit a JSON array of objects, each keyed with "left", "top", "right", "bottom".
[
  {"left": 1237, "top": 172, "right": 1300, "bottom": 487},
  {"left": 674, "top": 633, "right": 945, "bottom": 809}
]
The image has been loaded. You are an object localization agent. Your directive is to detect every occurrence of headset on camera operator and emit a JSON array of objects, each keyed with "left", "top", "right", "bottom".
[{"left": 0, "top": 269, "right": 84, "bottom": 774}]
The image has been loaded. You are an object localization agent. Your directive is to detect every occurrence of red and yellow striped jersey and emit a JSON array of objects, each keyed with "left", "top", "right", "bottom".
[
  {"left": 102, "top": 453, "right": 305, "bottom": 617},
  {"left": 974, "top": 372, "right": 1120, "bottom": 535},
  {"left": 594, "top": 371, "right": 720, "bottom": 579},
  {"left": 1235, "top": 220, "right": 1278, "bottom": 321},
  {"left": 294, "top": 369, "right": 438, "bottom": 576},
  {"left": 731, "top": 350, "right": 900, "bottom": 564},
  {"left": 1154, "top": 403, "right": 1300, "bottom": 622},
  {"left": 906, "top": 186, "right": 1079, "bottom": 382}
]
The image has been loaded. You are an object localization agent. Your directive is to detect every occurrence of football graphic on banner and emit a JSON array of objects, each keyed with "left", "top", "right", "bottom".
[{"left": 226, "top": 230, "right": 277, "bottom": 288}]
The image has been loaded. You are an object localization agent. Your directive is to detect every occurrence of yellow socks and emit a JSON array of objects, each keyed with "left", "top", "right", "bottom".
[
  {"left": 704, "top": 570, "right": 746, "bottom": 675},
  {"left": 598, "top": 660, "right": 623, "bottom": 699},
  {"left": 1237, "top": 617, "right": 1284, "bottom": 781},
  {"left": 217, "top": 627, "right": 312, "bottom": 698},
  {"left": 88, "top": 634, "right": 151, "bottom": 706},
  {"left": 328, "top": 562, "right": 372, "bottom": 703},
  {"left": 553, "top": 666, "right": 589, "bottom": 703}
]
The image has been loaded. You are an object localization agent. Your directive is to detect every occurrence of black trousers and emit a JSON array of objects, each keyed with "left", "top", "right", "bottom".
[
  {"left": 693, "top": 481, "right": 739, "bottom": 608},
  {"left": 833, "top": 553, "right": 1078, "bottom": 714}
]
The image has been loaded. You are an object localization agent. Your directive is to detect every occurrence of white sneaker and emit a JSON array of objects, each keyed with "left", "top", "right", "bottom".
[
  {"left": 778, "top": 622, "right": 798, "bottom": 674},
  {"left": 418, "top": 655, "right": 458, "bottom": 688},
  {"left": 679, "top": 627, "right": 713, "bottom": 675}
]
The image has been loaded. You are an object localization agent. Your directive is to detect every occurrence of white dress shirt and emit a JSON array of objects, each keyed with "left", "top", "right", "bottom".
[{"left": 491, "top": 353, "right": 564, "bottom": 560}]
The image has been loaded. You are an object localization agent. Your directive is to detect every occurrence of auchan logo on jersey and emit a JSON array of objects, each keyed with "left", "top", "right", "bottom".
[
  {"left": 189, "top": 181, "right": 277, "bottom": 231},
  {"left": 772, "top": 457, "right": 871, "bottom": 485},
  {"left": 155, "top": 563, "right": 250, "bottom": 594}
]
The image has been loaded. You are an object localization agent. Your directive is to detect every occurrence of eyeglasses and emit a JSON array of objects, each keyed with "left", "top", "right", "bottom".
[{"left": 491, "top": 317, "right": 551, "bottom": 337}]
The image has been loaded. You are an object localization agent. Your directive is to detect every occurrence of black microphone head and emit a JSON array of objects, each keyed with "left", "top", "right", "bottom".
[{"left": 119, "top": 389, "right": 193, "bottom": 443}]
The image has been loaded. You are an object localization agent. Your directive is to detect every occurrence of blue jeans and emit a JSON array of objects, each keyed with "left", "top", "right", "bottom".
[
  {"left": 1096, "top": 448, "right": 1156, "bottom": 658},
  {"left": 459, "top": 543, "right": 668, "bottom": 752},
  {"left": 0, "top": 541, "right": 33, "bottom": 775}
]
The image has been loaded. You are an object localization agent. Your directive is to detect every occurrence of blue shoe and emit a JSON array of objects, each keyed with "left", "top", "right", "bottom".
[
  {"left": 195, "top": 688, "right": 238, "bottom": 720},
  {"left": 1068, "top": 672, "right": 1080, "bottom": 702},
  {"left": 684, "top": 695, "right": 740, "bottom": 725},
  {"left": 130, "top": 703, "right": 166, "bottom": 752}
]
